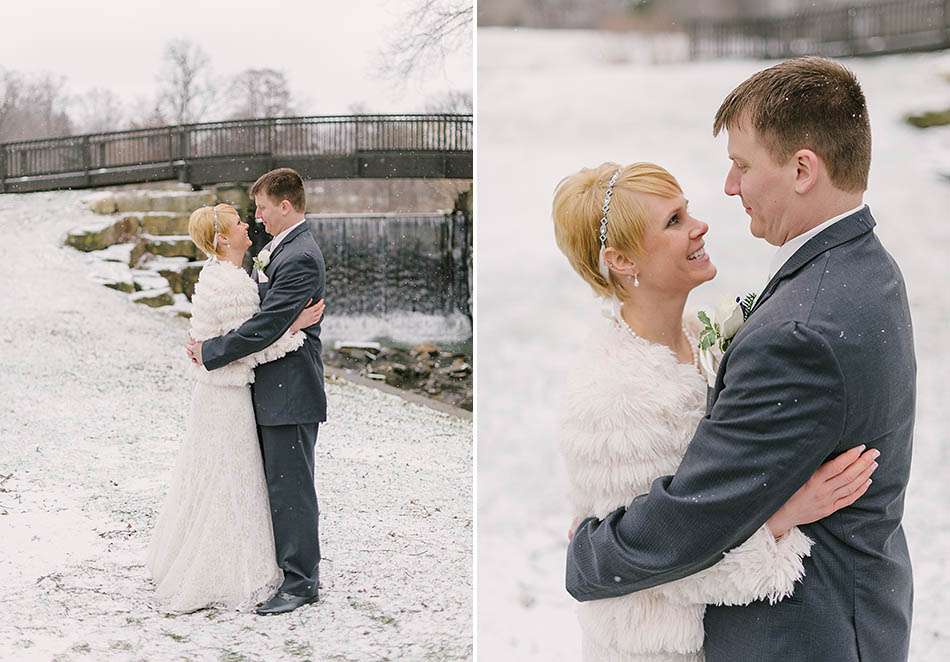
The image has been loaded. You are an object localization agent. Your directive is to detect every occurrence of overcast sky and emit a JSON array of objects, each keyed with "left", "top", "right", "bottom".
[{"left": 0, "top": 0, "right": 472, "bottom": 115}]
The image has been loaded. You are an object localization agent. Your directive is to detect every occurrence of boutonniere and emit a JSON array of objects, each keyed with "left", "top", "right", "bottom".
[
  {"left": 696, "top": 292, "right": 757, "bottom": 387},
  {"left": 253, "top": 248, "right": 271, "bottom": 282}
]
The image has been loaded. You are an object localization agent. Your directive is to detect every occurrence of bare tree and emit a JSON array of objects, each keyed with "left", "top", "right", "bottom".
[
  {"left": 347, "top": 101, "right": 373, "bottom": 115},
  {"left": 0, "top": 68, "right": 22, "bottom": 141},
  {"left": 126, "top": 96, "right": 168, "bottom": 130},
  {"left": 229, "top": 68, "right": 295, "bottom": 120},
  {"left": 0, "top": 72, "right": 73, "bottom": 142},
  {"left": 74, "top": 87, "right": 125, "bottom": 134},
  {"left": 380, "top": 0, "right": 473, "bottom": 81},
  {"left": 28, "top": 74, "right": 72, "bottom": 139},
  {"left": 157, "top": 38, "right": 217, "bottom": 125},
  {"left": 0, "top": 70, "right": 74, "bottom": 142},
  {"left": 424, "top": 89, "right": 472, "bottom": 113}
]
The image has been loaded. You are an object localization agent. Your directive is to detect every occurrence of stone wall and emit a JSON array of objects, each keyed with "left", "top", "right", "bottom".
[{"left": 303, "top": 179, "right": 472, "bottom": 214}]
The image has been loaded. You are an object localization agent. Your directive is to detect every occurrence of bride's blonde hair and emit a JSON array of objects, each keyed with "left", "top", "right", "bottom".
[
  {"left": 188, "top": 204, "right": 239, "bottom": 258},
  {"left": 552, "top": 162, "right": 682, "bottom": 299}
]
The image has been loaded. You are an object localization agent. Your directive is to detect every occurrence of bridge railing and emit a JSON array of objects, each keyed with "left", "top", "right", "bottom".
[
  {"left": 687, "top": 0, "right": 950, "bottom": 59},
  {"left": 0, "top": 114, "right": 473, "bottom": 180}
]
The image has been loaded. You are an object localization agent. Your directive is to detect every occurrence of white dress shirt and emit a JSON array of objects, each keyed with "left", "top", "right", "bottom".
[
  {"left": 255, "top": 217, "right": 308, "bottom": 282},
  {"left": 767, "top": 204, "right": 866, "bottom": 280},
  {"left": 266, "top": 217, "right": 308, "bottom": 253}
]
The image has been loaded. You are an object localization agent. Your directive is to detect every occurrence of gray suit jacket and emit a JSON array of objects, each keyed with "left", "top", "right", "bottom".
[
  {"left": 201, "top": 222, "right": 327, "bottom": 425},
  {"left": 566, "top": 207, "right": 916, "bottom": 661}
]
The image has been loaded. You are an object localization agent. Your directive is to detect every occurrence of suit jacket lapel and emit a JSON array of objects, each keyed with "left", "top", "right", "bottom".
[
  {"left": 748, "top": 206, "right": 876, "bottom": 317},
  {"left": 266, "top": 221, "right": 311, "bottom": 267}
]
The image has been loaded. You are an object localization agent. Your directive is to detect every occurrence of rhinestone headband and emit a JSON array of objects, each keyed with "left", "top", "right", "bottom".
[
  {"left": 598, "top": 168, "right": 622, "bottom": 280},
  {"left": 211, "top": 206, "right": 221, "bottom": 250}
]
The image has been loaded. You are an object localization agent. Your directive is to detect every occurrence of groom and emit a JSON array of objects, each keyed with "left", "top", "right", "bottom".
[
  {"left": 566, "top": 58, "right": 916, "bottom": 660},
  {"left": 187, "top": 168, "right": 327, "bottom": 615}
]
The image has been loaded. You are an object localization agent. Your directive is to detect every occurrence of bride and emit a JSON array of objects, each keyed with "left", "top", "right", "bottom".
[
  {"left": 146, "top": 203, "right": 324, "bottom": 613},
  {"left": 552, "top": 163, "right": 879, "bottom": 661}
]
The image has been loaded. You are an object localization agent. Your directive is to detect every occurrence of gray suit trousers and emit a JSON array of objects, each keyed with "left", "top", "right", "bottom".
[{"left": 258, "top": 423, "right": 320, "bottom": 597}]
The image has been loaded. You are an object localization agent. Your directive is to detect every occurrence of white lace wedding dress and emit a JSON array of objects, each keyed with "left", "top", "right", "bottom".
[{"left": 146, "top": 259, "right": 306, "bottom": 613}]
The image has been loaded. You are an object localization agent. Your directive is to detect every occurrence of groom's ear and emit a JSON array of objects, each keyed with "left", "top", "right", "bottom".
[{"left": 793, "top": 149, "right": 820, "bottom": 194}]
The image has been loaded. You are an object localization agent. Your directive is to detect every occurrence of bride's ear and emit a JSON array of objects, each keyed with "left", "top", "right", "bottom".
[{"left": 603, "top": 247, "right": 637, "bottom": 278}]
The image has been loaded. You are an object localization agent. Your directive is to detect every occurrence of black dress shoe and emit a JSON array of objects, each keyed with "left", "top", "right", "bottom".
[{"left": 255, "top": 591, "right": 319, "bottom": 615}]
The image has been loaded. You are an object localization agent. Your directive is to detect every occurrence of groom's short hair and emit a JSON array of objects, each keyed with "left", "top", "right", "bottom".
[
  {"left": 713, "top": 57, "right": 871, "bottom": 193},
  {"left": 251, "top": 168, "right": 306, "bottom": 212}
]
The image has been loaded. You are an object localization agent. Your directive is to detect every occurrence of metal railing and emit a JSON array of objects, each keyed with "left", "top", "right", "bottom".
[
  {"left": 687, "top": 0, "right": 950, "bottom": 59},
  {"left": 0, "top": 114, "right": 473, "bottom": 183}
]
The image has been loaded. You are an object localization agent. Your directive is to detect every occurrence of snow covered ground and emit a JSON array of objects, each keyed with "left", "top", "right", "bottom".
[
  {"left": 476, "top": 28, "right": 950, "bottom": 661},
  {"left": 0, "top": 190, "right": 473, "bottom": 660}
]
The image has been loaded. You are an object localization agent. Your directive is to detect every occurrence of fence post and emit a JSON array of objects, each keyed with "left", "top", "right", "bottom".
[
  {"left": 267, "top": 118, "right": 276, "bottom": 171},
  {"left": 178, "top": 127, "right": 189, "bottom": 160},
  {"left": 81, "top": 135, "right": 91, "bottom": 186},
  {"left": 177, "top": 127, "right": 191, "bottom": 183},
  {"left": 945, "top": 0, "right": 950, "bottom": 46},
  {"left": 686, "top": 20, "right": 696, "bottom": 60},
  {"left": 0, "top": 146, "right": 5, "bottom": 194},
  {"left": 846, "top": 6, "right": 857, "bottom": 56}
]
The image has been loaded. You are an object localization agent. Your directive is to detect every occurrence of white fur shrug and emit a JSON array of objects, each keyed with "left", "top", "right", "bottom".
[
  {"left": 189, "top": 260, "right": 305, "bottom": 386},
  {"left": 560, "top": 312, "right": 813, "bottom": 661}
]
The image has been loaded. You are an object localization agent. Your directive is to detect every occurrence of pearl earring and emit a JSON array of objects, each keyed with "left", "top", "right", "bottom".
[{"left": 634, "top": 274, "right": 640, "bottom": 288}]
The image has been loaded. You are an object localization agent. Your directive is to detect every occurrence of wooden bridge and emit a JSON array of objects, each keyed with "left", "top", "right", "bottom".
[
  {"left": 687, "top": 0, "right": 950, "bottom": 60},
  {"left": 0, "top": 114, "right": 473, "bottom": 194}
]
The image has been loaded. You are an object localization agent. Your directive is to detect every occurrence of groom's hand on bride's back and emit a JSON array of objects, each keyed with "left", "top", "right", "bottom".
[
  {"left": 568, "top": 516, "right": 582, "bottom": 542},
  {"left": 290, "top": 298, "right": 325, "bottom": 333},
  {"left": 766, "top": 444, "right": 880, "bottom": 539},
  {"left": 185, "top": 337, "right": 203, "bottom": 366},
  {"left": 184, "top": 298, "right": 322, "bottom": 366}
]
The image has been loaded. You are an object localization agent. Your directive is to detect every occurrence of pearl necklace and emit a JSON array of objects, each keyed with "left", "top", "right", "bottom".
[
  {"left": 682, "top": 324, "right": 701, "bottom": 371},
  {"left": 616, "top": 307, "right": 701, "bottom": 371}
]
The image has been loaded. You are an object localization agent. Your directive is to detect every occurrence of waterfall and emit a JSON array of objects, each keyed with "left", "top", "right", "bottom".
[{"left": 304, "top": 212, "right": 472, "bottom": 344}]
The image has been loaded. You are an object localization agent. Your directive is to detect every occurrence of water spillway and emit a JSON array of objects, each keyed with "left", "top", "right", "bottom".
[{"left": 303, "top": 211, "right": 472, "bottom": 344}]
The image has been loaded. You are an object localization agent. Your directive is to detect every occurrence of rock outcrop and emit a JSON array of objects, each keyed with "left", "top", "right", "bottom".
[{"left": 69, "top": 187, "right": 238, "bottom": 310}]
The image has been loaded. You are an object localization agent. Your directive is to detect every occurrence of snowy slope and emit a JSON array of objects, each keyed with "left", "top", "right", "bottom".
[{"left": 0, "top": 190, "right": 473, "bottom": 660}]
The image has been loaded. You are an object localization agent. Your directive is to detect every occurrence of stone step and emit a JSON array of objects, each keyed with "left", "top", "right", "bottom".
[
  {"left": 65, "top": 216, "right": 139, "bottom": 252},
  {"left": 89, "top": 261, "right": 134, "bottom": 293},
  {"left": 142, "top": 234, "right": 203, "bottom": 261},
  {"left": 142, "top": 256, "right": 205, "bottom": 298},
  {"left": 116, "top": 190, "right": 216, "bottom": 214},
  {"left": 213, "top": 184, "right": 251, "bottom": 212},
  {"left": 170, "top": 293, "right": 193, "bottom": 318},
  {"left": 83, "top": 191, "right": 118, "bottom": 215},
  {"left": 120, "top": 212, "right": 190, "bottom": 236},
  {"left": 85, "top": 242, "right": 147, "bottom": 268},
  {"left": 130, "top": 287, "right": 174, "bottom": 307},
  {"left": 131, "top": 269, "right": 170, "bottom": 292},
  {"left": 83, "top": 189, "right": 216, "bottom": 215}
]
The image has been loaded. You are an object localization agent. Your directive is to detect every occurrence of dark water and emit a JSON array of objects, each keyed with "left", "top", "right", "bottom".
[{"left": 306, "top": 212, "right": 471, "bottom": 319}]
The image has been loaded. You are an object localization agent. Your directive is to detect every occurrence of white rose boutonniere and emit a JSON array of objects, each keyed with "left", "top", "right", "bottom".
[
  {"left": 253, "top": 248, "right": 271, "bottom": 283},
  {"left": 697, "top": 292, "right": 758, "bottom": 387}
]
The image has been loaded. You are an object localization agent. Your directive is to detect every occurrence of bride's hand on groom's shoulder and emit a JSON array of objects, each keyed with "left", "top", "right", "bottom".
[
  {"left": 291, "top": 298, "right": 325, "bottom": 333},
  {"left": 767, "top": 445, "right": 880, "bottom": 539}
]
